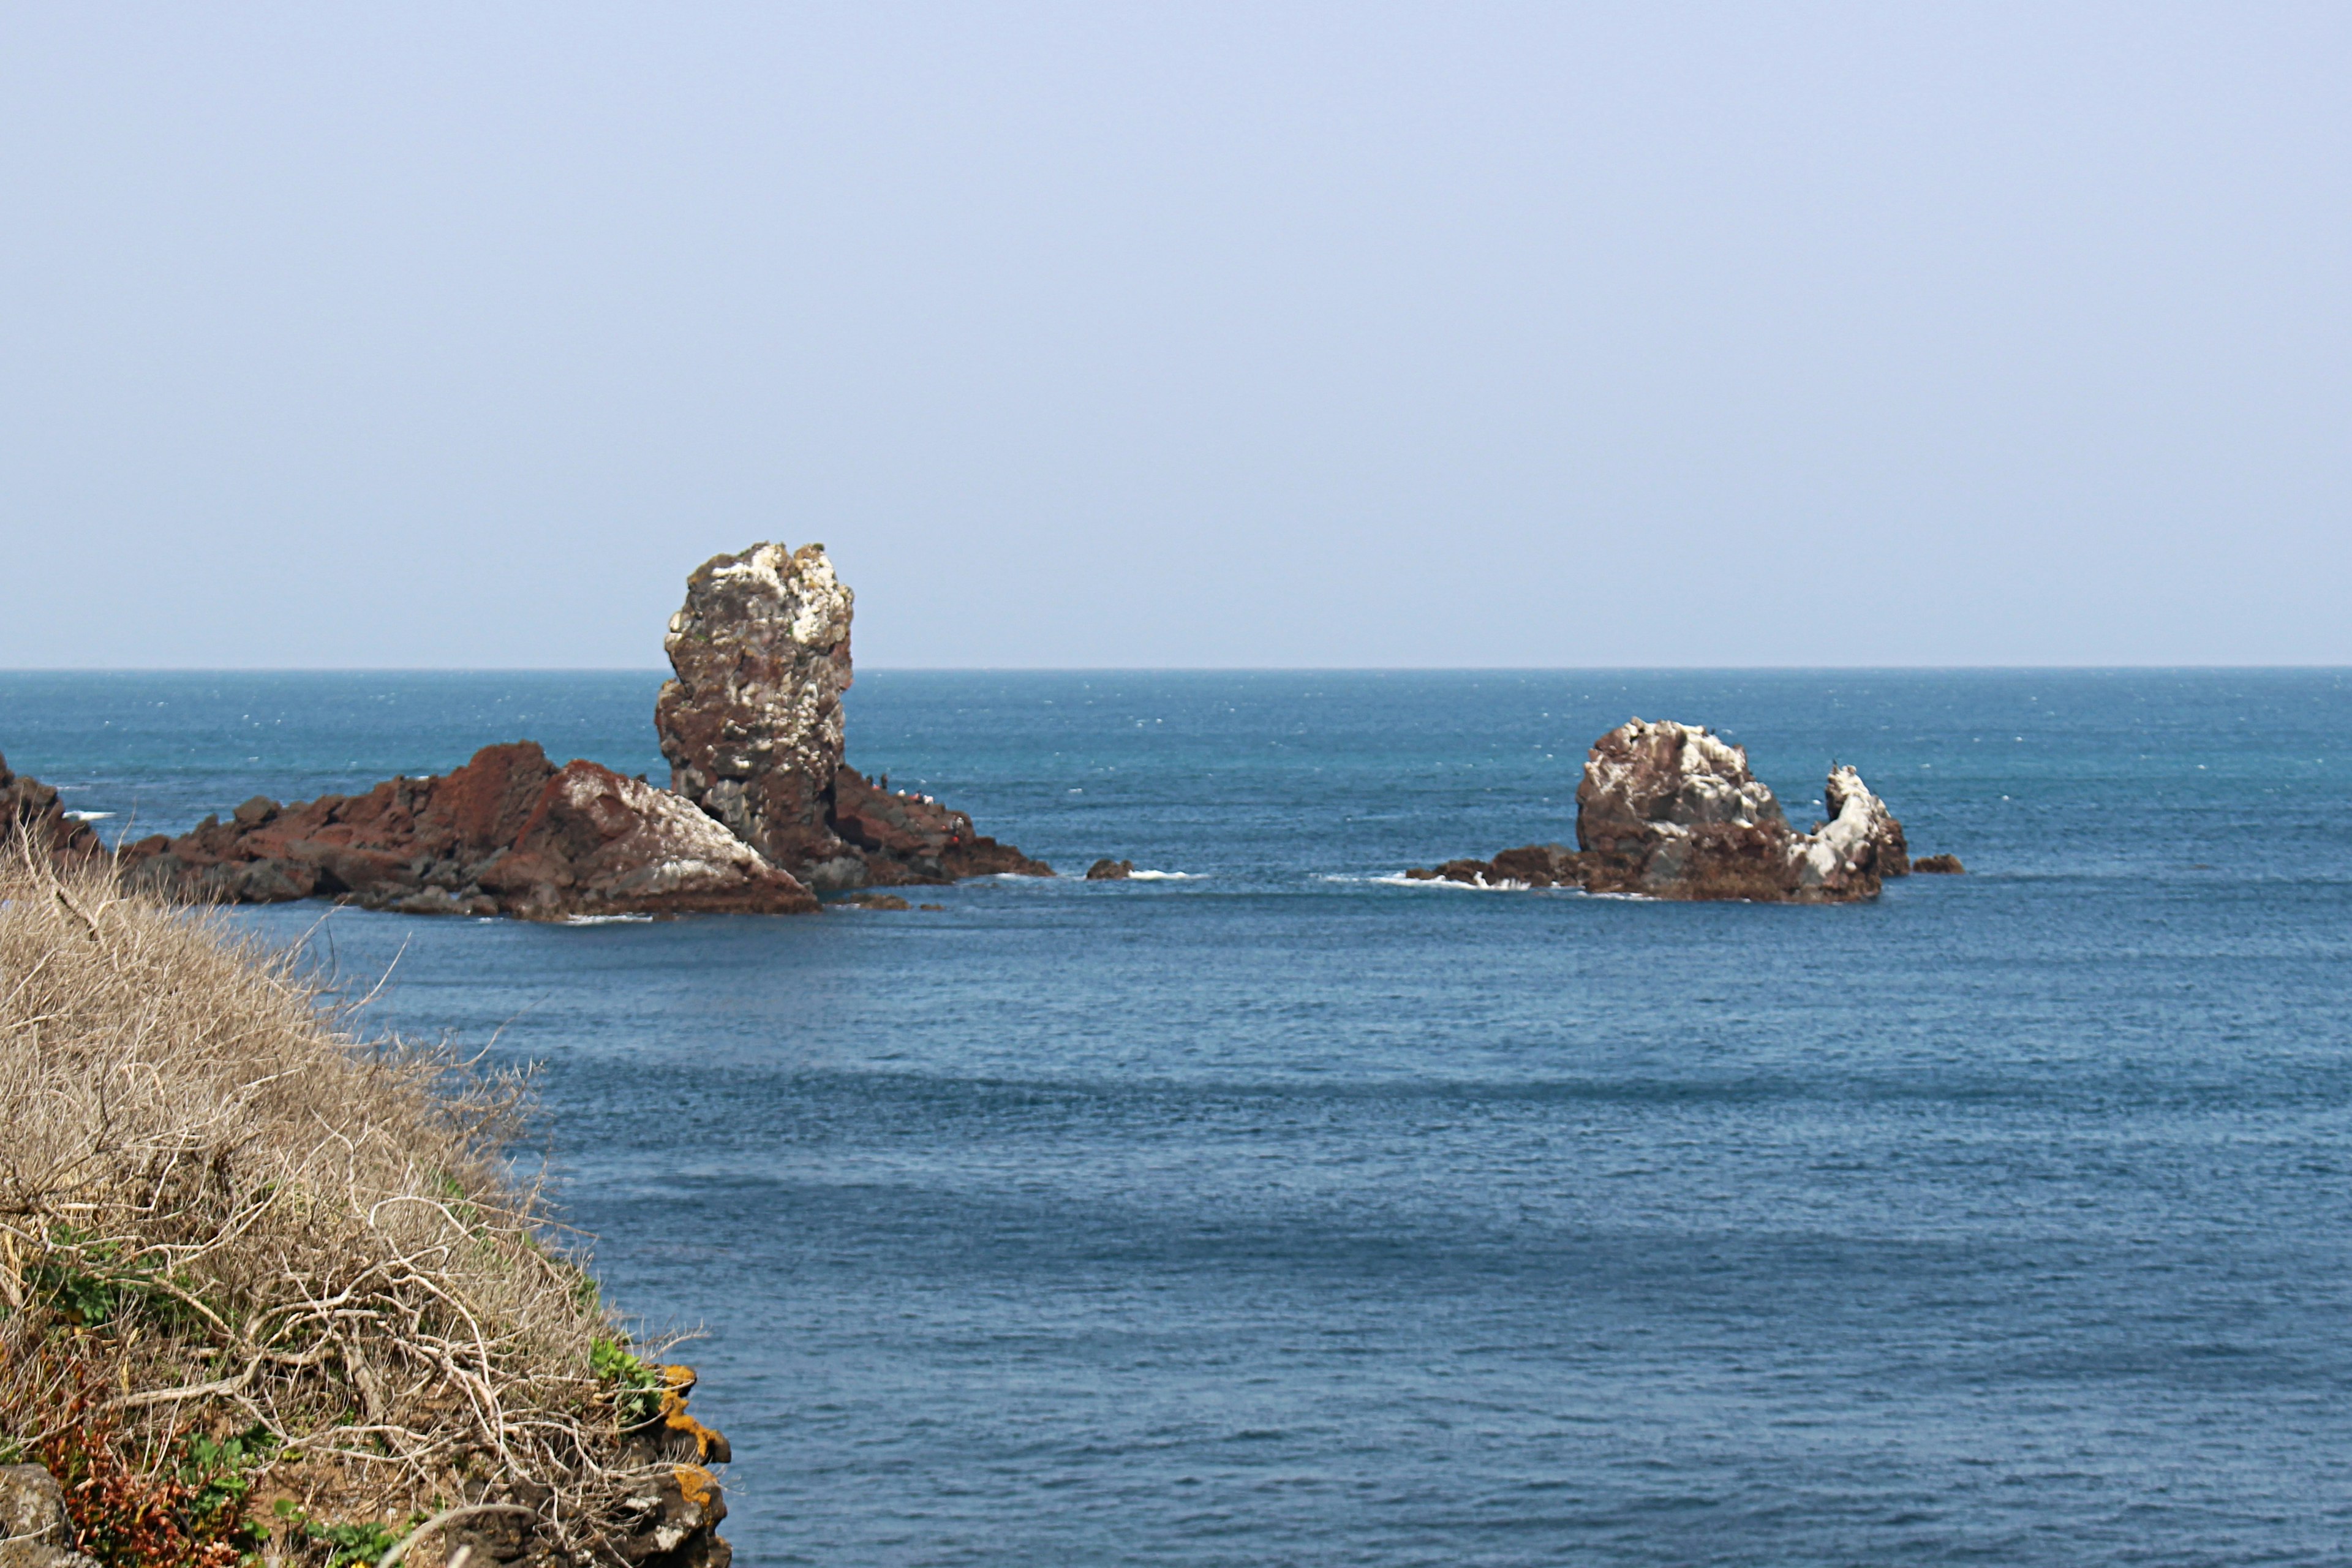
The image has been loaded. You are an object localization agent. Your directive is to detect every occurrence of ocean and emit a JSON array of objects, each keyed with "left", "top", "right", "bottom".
[{"left": 5, "top": 668, "right": 2351, "bottom": 1566}]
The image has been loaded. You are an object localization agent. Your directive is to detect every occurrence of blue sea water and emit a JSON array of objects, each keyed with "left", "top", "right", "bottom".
[{"left": 5, "top": 668, "right": 2352, "bottom": 1567}]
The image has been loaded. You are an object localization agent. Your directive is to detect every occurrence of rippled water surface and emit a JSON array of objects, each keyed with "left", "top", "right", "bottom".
[{"left": 6, "top": 669, "right": 2351, "bottom": 1566}]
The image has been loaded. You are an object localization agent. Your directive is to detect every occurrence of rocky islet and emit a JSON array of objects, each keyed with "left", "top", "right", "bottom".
[
  {"left": 105, "top": 543, "right": 1052, "bottom": 918},
  {"left": 1409, "top": 717, "right": 1956, "bottom": 901}
]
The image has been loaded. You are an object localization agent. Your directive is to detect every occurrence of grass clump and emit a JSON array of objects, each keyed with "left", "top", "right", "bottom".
[{"left": 0, "top": 845, "right": 696, "bottom": 1565}]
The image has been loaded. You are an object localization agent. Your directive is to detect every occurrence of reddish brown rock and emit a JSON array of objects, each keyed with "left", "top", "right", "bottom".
[
  {"left": 1912, "top": 853, "right": 1965, "bottom": 874},
  {"left": 119, "top": 742, "right": 816, "bottom": 919},
  {"left": 0, "top": 753, "right": 104, "bottom": 864},
  {"left": 1084, "top": 858, "right": 1135, "bottom": 881},
  {"left": 654, "top": 541, "right": 1052, "bottom": 891},
  {"left": 1410, "top": 718, "right": 1915, "bottom": 903},
  {"left": 829, "top": 767, "right": 1051, "bottom": 882}
]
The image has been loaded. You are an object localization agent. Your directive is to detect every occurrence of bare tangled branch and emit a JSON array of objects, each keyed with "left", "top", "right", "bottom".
[{"left": 0, "top": 850, "right": 701, "bottom": 1566}]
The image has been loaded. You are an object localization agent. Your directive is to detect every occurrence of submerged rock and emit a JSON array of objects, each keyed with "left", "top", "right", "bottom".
[
  {"left": 119, "top": 741, "right": 818, "bottom": 918},
  {"left": 1912, "top": 853, "right": 1966, "bottom": 874},
  {"left": 655, "top": 541, "right": 1050, "bottom": 890},
  {"left": 1409, "top": 718, "right": 1915, "bottom": 903},
  {"left": 1085, "top": 858, "right": 1135, "bottom": 880}
]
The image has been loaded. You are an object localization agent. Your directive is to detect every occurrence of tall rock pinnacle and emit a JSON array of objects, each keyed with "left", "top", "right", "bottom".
[
  {"left": 655, "top": 541, "right": 1050, "bottom": 891},
  {"left": 655, "top": 541, "right": 858, "bottom": 880}
]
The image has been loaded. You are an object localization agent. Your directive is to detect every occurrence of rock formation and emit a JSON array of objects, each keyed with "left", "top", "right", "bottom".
[
  {"left": 0, "top": 754, "right": 102, "bottom": 864},
  {"left": 1912, "top": 853, "right": 1965, "bottom": 874},
  {"left": 52, "top": 540, "right": 1054, "bottom": 918},
  {"left": 1408, "top": 718, "right": 1918, "bottom": 902},
  {"left": 119, "top": 742, "right": 818, "bottom": 918},
  {"left": 1085, "top": 859, "right": 1134, "bottom": 880},
  {"left": 655, "top": 541, "right": 1049, "bottom": 891},
  {"left": 0, "top": 1465, "right": 96, "bottom": 1568},
  {"left": 654, "top": 542, "right": 856, "bottom": 878}
]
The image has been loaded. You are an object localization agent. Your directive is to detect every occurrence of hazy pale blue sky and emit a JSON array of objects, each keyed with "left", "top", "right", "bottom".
[{"left": 2, "top": 4, "right": 2345, "bottom": 668}]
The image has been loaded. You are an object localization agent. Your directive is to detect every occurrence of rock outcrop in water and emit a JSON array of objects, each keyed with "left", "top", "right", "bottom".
[
  {"left": 655, "top": 541, "right": 1050, "bottom": 891},
  {"left": 70, "top": 540, "right": 1054, "bottom": 916},
  {"left": 0, "top": 754, "right": 102, "bottom": 864},
  {"left": 119, "top": 741, "right": 819, "bottom": 918},
  {"left": 1408, "top": 718, "right": 1920, "bottom": 902}
]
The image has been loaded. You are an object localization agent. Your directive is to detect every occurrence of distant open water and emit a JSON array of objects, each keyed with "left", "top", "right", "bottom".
[{"left": 6, "top": 668, "right": 2351, "bottom": 1567}]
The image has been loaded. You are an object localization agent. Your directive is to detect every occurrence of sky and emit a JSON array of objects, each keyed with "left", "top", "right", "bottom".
[{"left": 1, "top": 3, "right": 2346, "bottom": 669}]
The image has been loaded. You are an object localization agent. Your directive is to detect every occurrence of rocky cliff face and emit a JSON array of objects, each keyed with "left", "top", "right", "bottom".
[
  {"left": 656, "top": 541, "right": 1049, "bottom": 891},
  {"left": 1411, "top": 718, "right": 1917, "bottom": 903},
  {"left": 119, "top": 741, "right": 819, "bottom": 918}
]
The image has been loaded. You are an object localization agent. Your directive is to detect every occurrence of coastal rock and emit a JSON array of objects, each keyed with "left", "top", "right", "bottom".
[
  {"left": 0, "top": 755, "right": 102, "bottom": 864},
  {"left": 654, "top": 541, "right": 1052, "bottom": 890},
  {"left": 1085, "top": 859, "right": 1134, "bottom": 880},
  {"left": 655, "top": 542, "right": 855, "bottom": 878},
  {"left": 1572, "top": 718, "right": 1905, "bottom": 901},
  {"left": 1411, "top": 718, "right": 1915, "bottom": 903},
  {"left": 1575, "top": 719, "right": 1807, "bottom": 899},
  {"left": 1822, "top": 764, "right": 1909, "bottom": 878},
  {"left": 0, "top": 1464, "right": 97, "bottom": 1568},
  {"left": 1405, "top": 845, "right": 1583, "bottom": 888},
  {"left": 830, "top": 767, "right": 1052, "bottom": 883},
  {"left": 1912, "top": 853, "right": 1965, "bottom": 874},
  {"left": 119, "top": 742, "right": 817, "bottom": 919},
  {"left": 611, "top": 1368, "right": 733, "bottom": 1568}
]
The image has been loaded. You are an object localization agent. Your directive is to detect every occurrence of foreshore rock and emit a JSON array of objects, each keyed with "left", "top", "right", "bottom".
[
  {"left": 0, "top": 755, "right": 102, "bottom": 864},
  {"left": 1912, "top": 853, "right": 1965, "bottom": 874},
  {"left": 1408, "top": 718, "right": 1919, "bottom": 903},
  {"left": 656, "top": 541, "right": 1050, "bottom": 891},
  {"left": 118, "top": 741, "right": 818, "bottom": 918},
  {"left": 1085, "top": 859, "right": 1135, "bottom": 880}
]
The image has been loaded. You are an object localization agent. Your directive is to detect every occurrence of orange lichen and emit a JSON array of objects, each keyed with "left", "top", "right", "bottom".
[{"left": 671, "top": 1466, "right": 717, "bottom": 1511}]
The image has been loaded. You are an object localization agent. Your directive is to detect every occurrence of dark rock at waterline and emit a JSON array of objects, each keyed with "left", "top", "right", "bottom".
[
  {"left": 118, "top": 741, "right": 819, "bottom": 919},
  {"left": 1085, "top": 859, "right": 1135, "bottom": 881},
  {"left": 654, "top": 541, "right": 1052, "bottom": 891},
  {"left": 0, "top": 754, "right": 103, "bottom": 864},
  {"left": 1406, "top": 845, "right": 1583, "bottom": 888},
  {"left": 1912, "top": 853, "right": 1966, "bottom": 874},
  {"left": 830, "top": 767, "right": 1052, "bottom": 884}
]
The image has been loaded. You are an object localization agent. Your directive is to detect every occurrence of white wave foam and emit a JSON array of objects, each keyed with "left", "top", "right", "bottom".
[
  {"left": 1366, "top": 872, "right": 1534, "bottom": 892},
  {"left": 1123, "top": 870, "right": 1202, "bottom": 881},
  {"left": 561, "top": 913, "right": 657, "bottom": 925},
  {"left": 64, "top": 810, "right": 113, "bottom": 821}
]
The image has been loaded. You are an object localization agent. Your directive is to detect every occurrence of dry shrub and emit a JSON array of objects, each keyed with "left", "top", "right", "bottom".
[{"left": 0, "top": 840, "right": 673, "bottom": 1564}]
